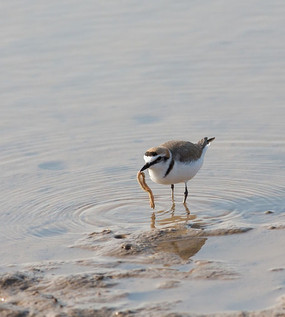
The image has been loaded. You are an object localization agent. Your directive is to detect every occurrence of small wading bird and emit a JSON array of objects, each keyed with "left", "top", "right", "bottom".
[{"left": 140, "top": 137, "right": 215, "bottom": 205}]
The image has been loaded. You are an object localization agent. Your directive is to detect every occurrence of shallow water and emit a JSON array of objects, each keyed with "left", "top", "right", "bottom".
[{"left": 1, "top": 0, "right": 285, "bottom": 315}]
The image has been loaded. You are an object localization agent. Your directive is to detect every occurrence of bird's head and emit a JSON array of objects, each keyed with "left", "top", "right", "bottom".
[{"left": 140, "top": 146, "right": 170, "bottom": 172}]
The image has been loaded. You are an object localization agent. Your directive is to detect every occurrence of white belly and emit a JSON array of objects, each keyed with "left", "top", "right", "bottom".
[{"left": 148, "top": 157, "right": 204, "bottom": 185}]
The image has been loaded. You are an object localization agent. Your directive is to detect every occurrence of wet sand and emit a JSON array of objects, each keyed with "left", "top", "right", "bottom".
[
  {"left": 1, "top": 0, "right": 285, "bottom": 316},
  {"left": 1, "top": 223, "right": 285, "bottom": 316}
]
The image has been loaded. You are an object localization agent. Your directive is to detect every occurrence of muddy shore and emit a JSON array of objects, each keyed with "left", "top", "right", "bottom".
[{"left": 1, "top": 225, "right": 284, "bottom": 317}]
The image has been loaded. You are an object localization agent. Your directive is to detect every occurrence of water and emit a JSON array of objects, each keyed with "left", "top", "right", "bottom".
[{"left": 1, "top": 0, "right": 285, "bottom": 314}]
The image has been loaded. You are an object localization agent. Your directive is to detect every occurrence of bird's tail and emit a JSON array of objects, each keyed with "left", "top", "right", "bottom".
[
  {"left": 207, "top": 137, "right": 215, "bottom": 144},
  {"left": 197, "top": 137, "right": 215, "bottom": 148}
]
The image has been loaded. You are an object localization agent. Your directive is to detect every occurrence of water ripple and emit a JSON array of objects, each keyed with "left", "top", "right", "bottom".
[{"left": 0, "top": 138, "right": 284, "bottom": 246}]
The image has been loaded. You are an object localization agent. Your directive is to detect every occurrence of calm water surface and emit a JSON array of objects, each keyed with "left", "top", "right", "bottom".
[{"left": 0, "top": 0, "right": 285, "bottom": 313}]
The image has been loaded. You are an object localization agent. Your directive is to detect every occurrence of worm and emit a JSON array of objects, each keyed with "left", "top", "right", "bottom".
[{"left": 137, "top": 171, "right": 155, "bottom": 209}]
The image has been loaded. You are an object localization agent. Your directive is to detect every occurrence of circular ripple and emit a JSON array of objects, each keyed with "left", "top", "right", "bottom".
[{"left": 1, "top": 136, "right": 284, "bottom": 246}]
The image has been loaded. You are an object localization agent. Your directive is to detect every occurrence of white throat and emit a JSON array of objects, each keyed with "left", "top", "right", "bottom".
[{"left": 147, "top": 152, "right": 173, "bottom": 185}]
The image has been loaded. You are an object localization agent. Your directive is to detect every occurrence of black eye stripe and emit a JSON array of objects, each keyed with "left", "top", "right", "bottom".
[
  {"left": 152, "top": 157, "right": 161, "bottom": 165},
  {"left": 145, "top": 151, "right": 158, "bottom": 156},
  {"left": 150, "top": 156, "right": 168, "bottom": 166}
]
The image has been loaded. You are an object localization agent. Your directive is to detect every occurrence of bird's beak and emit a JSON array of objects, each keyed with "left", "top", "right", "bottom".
[{"left": 140, "top": 162, "right": 151, "bottom": 172}]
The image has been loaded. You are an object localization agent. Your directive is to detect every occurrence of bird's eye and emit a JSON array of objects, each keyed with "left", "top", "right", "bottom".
[{"left": 157, "top": 156, "right": 162, "bottom": 161}]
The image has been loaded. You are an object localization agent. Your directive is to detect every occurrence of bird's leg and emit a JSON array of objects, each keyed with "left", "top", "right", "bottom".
[
  {"left": 183, "top": 183, "right": 190, "bottom": 213},
  {"left": 183, "top": 182, "right": 188, "bottom": 204},
  {"left": 171, "top": 184, "right": 174, "bottom": 202}
]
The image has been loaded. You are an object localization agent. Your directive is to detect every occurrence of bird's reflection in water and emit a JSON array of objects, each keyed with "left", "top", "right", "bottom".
[
  {"left": 156, "top": 236, "right": 207, "bottom": 260},
  {"left": 151, "top": 202, "right": 196, "bottom": 229},
  {"left": 150, "top": 203, "right": 206, "bottom": 260}
]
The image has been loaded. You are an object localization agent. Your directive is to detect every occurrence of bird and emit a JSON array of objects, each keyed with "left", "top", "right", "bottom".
[{"left": 140, "top": 137, "right": 215, "bottom": 204}]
